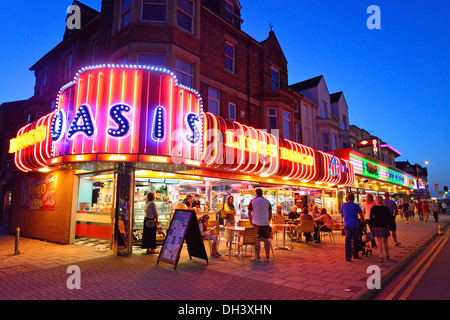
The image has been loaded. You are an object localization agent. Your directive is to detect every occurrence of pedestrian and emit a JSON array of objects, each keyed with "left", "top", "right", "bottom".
[
  {"left": 198, "top": 214, "right": 221, "bottom": 258},
  {"left": 339, "top": 192, "right": 364, "bottom": 262},
  {"left": 415, "top": 199, "right": 423, "bottom": 221},
  {"left": 362, "top": 194, "right": 376, "bottom": 248},
  {"left": 384, "top": 192, "right": 401, "bottom": 246},
  {"left": 422, "top": 201, "right": 430, "bottom": 222},
  {"left": 247, "top": 188, "right": 272, "bottom": 262},
  {"left": 370, "top": 196, "right": 392, "bottom": 263},
  {"left": 430, "top": 201, "right": 439, "bottom": 223},
  {"left": 224, "top": 195, "right": 236, "bottom": 226},
  {"left": 409, "top": 200, "right": 416, "bottom": 222},
  {"left": 398, "top": 200, "right": 404, "bottom": 222},
  {"left": 442, "top": 202, "right": 448, "bottom": 215},
  {"left": 141, "top": 192, "right": 159, "bottom": 254},
  {"left": 402, "top": 199, "right": 411, "bottom": 224}
]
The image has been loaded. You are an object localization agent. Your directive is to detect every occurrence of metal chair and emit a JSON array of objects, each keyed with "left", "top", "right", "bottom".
[
  {"left": 319, "top": 220, "right": 335, "bottom": 244},
  {"left": 229, "top": 227, "right": 258, "bottom": 263}
]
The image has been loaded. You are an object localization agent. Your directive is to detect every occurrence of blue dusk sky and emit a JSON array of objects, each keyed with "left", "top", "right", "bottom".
[{"left": 0, "top": 1, "right": 448, "bottom": 197}]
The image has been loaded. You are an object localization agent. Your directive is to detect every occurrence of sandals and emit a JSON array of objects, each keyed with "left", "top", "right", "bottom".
[{"left": 147, "top": 249, "right": 159, "bottom": 254}]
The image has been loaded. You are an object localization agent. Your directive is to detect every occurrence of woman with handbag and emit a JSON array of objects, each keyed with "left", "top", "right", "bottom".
[
  {"left": 141, "top": 192, "right": 159, "bottom": 254},
  {"left": 370, "top": 196, "right": 392, "bottom": 263},
  {"left": 224, "top": 195, "right": 236, "bottom": 226}
]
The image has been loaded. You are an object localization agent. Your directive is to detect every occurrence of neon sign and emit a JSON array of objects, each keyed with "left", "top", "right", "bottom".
[{"left": 9, "top": 125, "right": 47, "bottom": 153}]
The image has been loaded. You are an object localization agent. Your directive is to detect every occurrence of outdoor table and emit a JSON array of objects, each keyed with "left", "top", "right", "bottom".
[{"left": 271, "top": 223, "right": 293, "bottom": 251}]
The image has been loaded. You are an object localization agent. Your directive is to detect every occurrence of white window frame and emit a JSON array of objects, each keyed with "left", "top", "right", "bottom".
[
  {"left": 119, "top": 0, "right": 132, "bottom": 31},
  {"left": 270, "top": 67, "right": 280, "bottom": 89},
  {"left": 208, "top": 88, "right": 220, "bottom": 116},
  {"left": 282, "top": 110, "right": 291, "bottom": 140},
  {"left": 174, "top": 58, "right": 193, "bottom": 87},
  {"left": 177, "top": 0, "right": 194, "bottom": 34},
  {"left": 268, "top": 107, "right": 278, "bottom": 131}
]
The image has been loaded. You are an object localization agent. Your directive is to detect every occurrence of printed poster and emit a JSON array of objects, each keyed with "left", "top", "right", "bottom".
[{"left": 21, "top": 175, "right": 57, "bottom": 210}]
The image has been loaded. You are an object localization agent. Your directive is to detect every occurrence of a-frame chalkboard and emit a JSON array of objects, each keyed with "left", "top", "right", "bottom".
[{"left": 157, "top": 209, "right": 208, "bottom": 269}]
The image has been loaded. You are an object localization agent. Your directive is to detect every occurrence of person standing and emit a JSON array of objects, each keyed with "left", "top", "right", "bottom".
[
  {"left": 248, "top": 188, "right": 272, "bottom": 262},
  {"left": 442, "top": 202, "right": 448, "bottom": 215},
  {"left": 339, "top": 193, "right": 364, "bottom": 262},
  {"left": 415, "top": 199, "right": 423, "bottom": 221},
  {"left": 370, "top": 196, "right": 392, "bottom": 263},
  {"left": 430, "top": 201, "right": 439, "bottom": 223},
  {"left": 384, "top": 192, "right": 401, "bottom": 247},
  {"left": 141, "top": 192, "right": 159, "bottom": 254},
  {"left": 422, "top": 201, "right": 430, "bottom": 222},
  {"left": 402, "top": 199, "right": 411, "bottom": 224},
  {"left": 362, "top": 194, "right": 376, "bottom": 248},
  {"left": 224, "top": 195, "right": 237, "bottom": 226}
]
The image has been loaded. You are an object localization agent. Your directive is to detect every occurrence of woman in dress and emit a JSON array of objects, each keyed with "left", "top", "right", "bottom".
[{"left": 370, "top": 196, "right": 392, "bottom": 263}]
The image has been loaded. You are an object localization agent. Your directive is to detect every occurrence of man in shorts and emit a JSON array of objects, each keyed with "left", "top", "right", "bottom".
[{"left": 248, "top": 188, "right": 272, "bottom": 262}]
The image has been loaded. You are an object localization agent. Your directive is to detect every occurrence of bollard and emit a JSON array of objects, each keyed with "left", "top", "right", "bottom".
[{"left": 14, "top": 227, "right": 20, "bottom": 255}]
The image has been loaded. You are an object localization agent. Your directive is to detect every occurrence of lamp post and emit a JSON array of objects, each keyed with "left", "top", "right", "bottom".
[{"left": 416, "top": 161, "right": 429, "bottom": 200}]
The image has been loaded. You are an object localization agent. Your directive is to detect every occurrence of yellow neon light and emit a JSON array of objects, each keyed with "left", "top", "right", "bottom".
[{"left": 9, "top": 125, "right": 47, "bottom": 153}]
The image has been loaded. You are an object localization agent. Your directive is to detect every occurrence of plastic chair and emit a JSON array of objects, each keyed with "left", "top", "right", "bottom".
[
  {"left": 229, "top": 227, "right": 258, "bottom": 263},
  {"left": 319, "top": 220, "right": 335, "bottom": 244},
  {"left": 299, "top": 220, "right": 315, "bottom": 242},
  {"left": 271, "top": 217, "right": 286, "bottom": 245}
]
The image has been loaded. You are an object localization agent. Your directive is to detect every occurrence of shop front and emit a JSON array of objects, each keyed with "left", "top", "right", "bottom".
[
  {"left": 333, "top": 148, "right": 419, "bottom": 204},
  {"left": 9, "top": 65, "right": 357, "bottom": 255}
]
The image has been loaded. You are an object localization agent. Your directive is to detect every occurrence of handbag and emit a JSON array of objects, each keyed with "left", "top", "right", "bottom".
[
  {"left": 145, "top": 218, "right": 156, "bottom": 228},
  {"left": 218, "top": 209, "right": 228, "bottom": 219}
]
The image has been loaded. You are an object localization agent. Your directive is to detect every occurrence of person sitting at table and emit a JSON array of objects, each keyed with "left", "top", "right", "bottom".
[
  {"left": 288, "top": 205, "right": 300, "bottom": 221},
  {"left": 198, "top": 214, "right": 221, "bottom": 258},
  {"left": 313, "top": 208, "right": 333, "bottom": 243},
  {"left": 300, "top": 207, "right": 313, "bottom": 242},
  {"left": 274, "top": 205, "right": 285, "bottom": 220},
  {"left": 311, "top": 205, "right": 321, "bottom": 219}
]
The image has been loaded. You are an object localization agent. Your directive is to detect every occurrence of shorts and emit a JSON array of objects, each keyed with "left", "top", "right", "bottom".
[
  {"left": 372, "top": 227, "right": 390, "bottom": 238},
  {"left": 253, "top": 225, "right": 271, "bottom": 240}
]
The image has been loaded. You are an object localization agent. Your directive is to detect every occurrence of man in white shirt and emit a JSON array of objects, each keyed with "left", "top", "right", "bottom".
[{"left": 248, "top": 188, "right": 272, "bottom": 262}]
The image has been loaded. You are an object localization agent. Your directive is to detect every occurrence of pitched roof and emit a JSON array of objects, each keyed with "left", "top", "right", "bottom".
[
  {"left": 330, "top": 91, "right": 343, "bottom": 103},
  {"left": 289, "top": 75, "right": 323, "bottom": 92}
]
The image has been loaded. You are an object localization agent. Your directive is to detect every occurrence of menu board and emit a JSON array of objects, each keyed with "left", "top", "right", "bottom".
[{"left": 157, "top": 209, "right": 208, "bottom": 269}]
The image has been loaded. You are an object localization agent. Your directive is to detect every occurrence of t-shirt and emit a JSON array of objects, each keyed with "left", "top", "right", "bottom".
[
  {"left": 362, "top": 202, "right": 374, "bottom": 220},
  {"left": 339, "top": 202, "right": 363, "bottom": 228},
  {"left": 402, "top": 203, "right": 410, "bottom": 212},
  {"left": 248, "top": 196, "right": 271, "bottom": 226},
  {"left": 370, "top": 205, "right": 392, "bottom": 228},
  {"left": 384, "top": 198, "right": 397, "bottom": 216}
]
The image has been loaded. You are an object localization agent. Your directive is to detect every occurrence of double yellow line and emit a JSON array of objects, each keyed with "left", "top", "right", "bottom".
[{"left": 385, "top": 231, "right": 448, "bottom": 300}]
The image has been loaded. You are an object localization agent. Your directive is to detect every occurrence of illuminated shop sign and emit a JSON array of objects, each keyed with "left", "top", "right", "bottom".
[
  {"left": 349, "top": 153, "right": 416, "bottom": 188},
  {"left": 203, "top": 113, "right": 355, "bottom": 186}
]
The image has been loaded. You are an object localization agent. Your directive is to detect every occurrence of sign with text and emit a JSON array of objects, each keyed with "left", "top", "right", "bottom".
[{"left": 21, "top": 175, "right": 57, "bottom": 210}]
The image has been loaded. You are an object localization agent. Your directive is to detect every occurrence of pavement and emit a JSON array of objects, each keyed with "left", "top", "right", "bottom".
[{"left": 0, "top": 214, "right": 449, "bottom": 301}]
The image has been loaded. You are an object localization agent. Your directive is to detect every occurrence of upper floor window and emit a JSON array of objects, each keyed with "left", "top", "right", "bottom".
[
  {"left": 225, "top": 42, "right": 235, "bottom": 73},
  {"left": 120, "top": 0, "right": 132, "bottom": 30},
  {"left": 321, "top": 102, "right": 327, "bottom": 118},
  {"left": 142, "top": 0, "right": 167, "bottom": 22},
  {"left": 228, "top": 102, "right": 236, "bottom": 120},
  {"left": 322, "top": 133, "right": 329, "bottom": 151},
  {"left": 64, "top": 54, "right": 73, "bottom": 79},
  {"left": 270, "top": 67, "right": 280, "bottom": 89},
  {"left": 224, "top": 1, "right": 235, "bottom": 24},
  {"left": 39, "top": 73, "right": 47, "bottom": 96},
  {"left": 295, "top": 124, "right": 301, "bottom": 143},
  {"left": 208, "top": 88, "right": 220, "bottom": 116},
  {"left": 268, "top": 108, "right": 277, "bottom": 132},
  {"left": 332, "top": 134, "right": 337, "bottom": 150},
  {"left": 342, "top": 115, "right": 347, "bottom": 130},
  {"left": 175, "top": 58, "right": 193, "bottom": 87},
  {"left": 92, "top": 39, "right": 99, "bottom": 64},
  {"left": 282, "top": 110, "right": 291, "bottom": 140},
  {"left": 138, "top": 53, "right": 165, "bottom": 67},
  {"left": 177, "top": 0, "right": 194, "bottom": 33}
]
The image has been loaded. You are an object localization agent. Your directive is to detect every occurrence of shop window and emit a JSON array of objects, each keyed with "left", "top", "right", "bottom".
[
  {"left": 282, "top": 110, "right": 291, "bottom": 140},
  {"left": 174, "top": 58, "right": 193, "bottom": 87},
  {"left": 120, "top": 0, "right": 132, "bottom": 30},
  {"left": 137, "top": 53, "right": 165, "bottom": 67},
  {"left": 225, "top": 42, "right": 235, "bottom": 73},
  {"left": 142, "top": 0, "right": 167, "bottom": 22},
  {"left": 177, "top": 0, "right": 194, "bottom": 33},
  {"left": 208, "top": 88, "right": 219, "bottom": 116}
]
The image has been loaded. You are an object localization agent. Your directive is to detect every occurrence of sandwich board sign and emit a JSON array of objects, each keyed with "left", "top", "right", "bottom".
[{"left": 157, "top": 209, "right": 208, "bottom": 269}]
